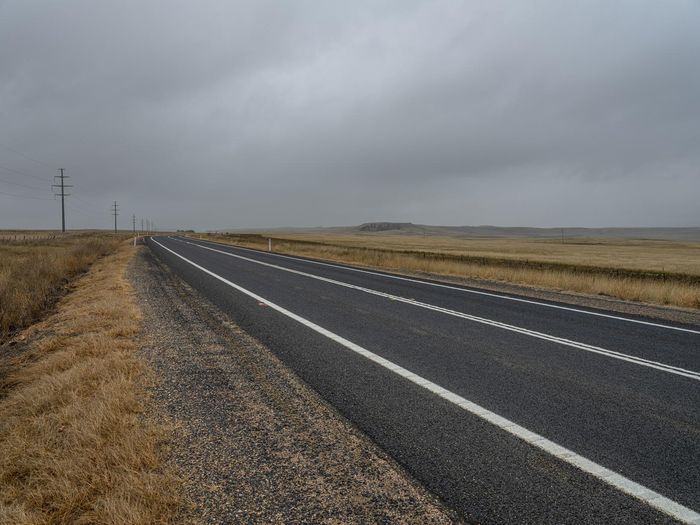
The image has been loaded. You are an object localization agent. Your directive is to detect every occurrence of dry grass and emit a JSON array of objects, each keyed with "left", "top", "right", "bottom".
[
  {"left": 200, "top": 233, "right": 700, "bottom": 309},
  {"left": 0, "top": 232, "right": 128, "bottom": 340},
  {"left": 273, "top": 232, "right": 700, "bottom": 276},
  {"left": 0, "top": 243, "right": 179, "bottom": 524}
]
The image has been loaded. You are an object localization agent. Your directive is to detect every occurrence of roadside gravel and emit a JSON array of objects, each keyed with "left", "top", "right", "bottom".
[{"left": 130, "top": 247, "right": 458, "bottom": 524}]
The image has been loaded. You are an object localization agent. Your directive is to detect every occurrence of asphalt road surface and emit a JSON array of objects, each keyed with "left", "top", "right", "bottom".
[{"left": 147, "top": 235, "right": 700, "bottom": 524}]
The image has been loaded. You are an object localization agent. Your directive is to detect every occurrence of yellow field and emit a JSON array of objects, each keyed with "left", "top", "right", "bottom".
[
  {"left": 199, "top": 232, "right": 700, "bottom": 309},
  {"left": 273, "top": 233, "right": 700, "bottom": 276},
  {"left": 0, "top": 243, "right": 178, "bottom": 524},
  {"left": 0, "top": 232, "right": 128, "bottom": 339}
]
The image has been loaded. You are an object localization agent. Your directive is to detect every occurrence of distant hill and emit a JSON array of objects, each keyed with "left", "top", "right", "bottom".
[
  {"left": 347, "top": 223, "right": 700, "bottom": 241},
  {"left": 219, "top": 222, "right": 700, "bottom": 241},
  {"left": 357, "top": 222, "right": 415, "bottom": 232}
]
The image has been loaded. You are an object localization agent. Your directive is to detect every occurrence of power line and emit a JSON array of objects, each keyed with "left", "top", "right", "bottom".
[
  {"left": 0, "top": 142, "right": 56, "bottom": 168},
  {"left": 0, "top": 164, "right": 52, "bottom": 183},
  {"left": 71, "top": 194, "right": 104, "bottom": 214},
  {"left": 0, "top": 154, "right": 120, "bottom": 230},
  {"left": 66, "top": 205, "right": 104, "bottom": 218},
  {"left": 0, "top": 189, "right": 52, "bottom": 201},
  {"left": 52, "top": 169, "right": 72, "bottom": 232},
  {"left": 112, "top": 201, "right": 119, "bottom": 233},
  {"left": 0, "top": 177, "right": 48, "bottom": 192}
]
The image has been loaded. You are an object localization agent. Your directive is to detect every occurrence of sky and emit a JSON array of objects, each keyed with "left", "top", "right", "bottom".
[{"left": 1, "top": 0, "right": 699, "bottom": 231}]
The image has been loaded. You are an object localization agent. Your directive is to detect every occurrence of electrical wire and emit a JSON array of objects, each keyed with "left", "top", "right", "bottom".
[
  {"left": 0, "top": 189, "right": 53, "bottom": 201},
  {"left": 71, "top": 195, "right": 106, "bottom": 214},
  {"left": 0, "top": 142, "right": 56, "bottom": 169},
  {"left": 0, "top": 163, "right": 53, "bottom": 183},
  {"left": 66, "top": 205, "right": 105, "bottom": 218},
  {"left": 0, "top": 177, "right": 49, "bottom": 192}
]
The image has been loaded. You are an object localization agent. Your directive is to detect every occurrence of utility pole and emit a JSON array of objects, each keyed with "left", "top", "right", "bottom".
[
  {"left": 132, "top": 214, "right": 136, "bottom": 234},
  {"left": 112, "top": 201, "right": 119, "bottom": 233},
  {"left": 52, "top": 168, "right": 72, "bottom": 232},
  {"left": 141, "top": 218, "right": 144, "bottom": 234}
]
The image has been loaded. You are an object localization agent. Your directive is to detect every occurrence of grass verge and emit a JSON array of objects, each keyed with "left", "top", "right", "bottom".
[
  {"left": 0, "top": 242, "right": 179, "bottom": 524},
  {"left": 0, "top": 232, "right": 128, "bottom": 340},
  {"left": 197, "top": 233, "right": 700, "bottom": 309}
]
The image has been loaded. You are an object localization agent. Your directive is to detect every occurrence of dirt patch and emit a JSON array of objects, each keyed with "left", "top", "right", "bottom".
[{"left": 131, "top": 245, "right": 458, "bottom": 523}]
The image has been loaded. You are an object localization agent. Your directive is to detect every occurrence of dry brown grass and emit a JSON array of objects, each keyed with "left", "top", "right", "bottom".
[
  {"left": 273, "top": 232, "right": 700, "bottom": 276},
  {"left": 0, "top": 232, "right": 128, "bottom": 340},
  {"left": 0, "top": 243, "right": 179, "bottom": 524},
  {"left": 200, "top": 233, "right": 700, "bottom": 309}
]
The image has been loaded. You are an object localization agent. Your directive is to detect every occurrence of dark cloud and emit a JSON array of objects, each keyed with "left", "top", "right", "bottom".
[{"left": 1, "top": 0, "right": 698, "bottom": 230}]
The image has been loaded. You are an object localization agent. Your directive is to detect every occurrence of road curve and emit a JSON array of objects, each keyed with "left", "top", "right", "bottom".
[{"left": 147, "top": 235, "right": 700, "bottom": 524}]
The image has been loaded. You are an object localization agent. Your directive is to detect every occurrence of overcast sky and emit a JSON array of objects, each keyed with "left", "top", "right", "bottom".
[{"left": 1, "top": 1, "right": 699, "bottom": 230}]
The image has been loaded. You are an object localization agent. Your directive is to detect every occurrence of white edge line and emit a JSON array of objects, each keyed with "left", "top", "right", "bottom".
[
  {"left": 179, "top": 235, "right": 700, "bottom": 335},
  {"left": 151, "top": 238, "right": 700, "bottom": 524},
  {"left": 173, "top": 236, "right": 700, "bottom": 381}
]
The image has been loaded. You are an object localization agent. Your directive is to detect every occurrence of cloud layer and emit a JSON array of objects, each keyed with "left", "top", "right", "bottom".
[{"left": 1, "top": 0, "right": 698, "bottom": 229}]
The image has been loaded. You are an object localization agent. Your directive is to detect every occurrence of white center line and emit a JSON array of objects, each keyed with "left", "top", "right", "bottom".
[
  {"left": 172, "top": 236, "right": 700, "bottom": 381},
  {"left": 150, "top": 238, "right": 700, "bottom": 524},
  {"left": 181, "top": 235, "right": 700, "bottom": 335}
]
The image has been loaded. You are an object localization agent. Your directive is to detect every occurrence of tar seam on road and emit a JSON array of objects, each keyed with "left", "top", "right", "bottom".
[
  {"left": 178, "top": 236, "right": 700, "bottom": 335},
  {"left": 151, "top": 237, "right": 700, "bottom": 525},
  {"left": 171, "top": 237, "right": 700, "bottom": 382}
]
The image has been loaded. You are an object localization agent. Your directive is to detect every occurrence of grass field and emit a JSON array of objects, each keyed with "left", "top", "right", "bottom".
[
  {"left": 198, "top": 232, "right": 700, "bottom": 309},
  {"left": 0, "top": 242, "right": 178, "bottom": 524},
  {"left": 0, "top": 232, "right": 128, "bottom": 340}
]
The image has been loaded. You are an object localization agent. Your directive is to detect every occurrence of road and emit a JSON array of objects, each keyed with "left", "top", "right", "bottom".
[{"left": 147, "top": 235, "right": 700, "bottom": 524}]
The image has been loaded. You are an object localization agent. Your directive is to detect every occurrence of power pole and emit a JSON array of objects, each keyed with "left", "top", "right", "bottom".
[
  {"left": 112, "top": 201, "right": 119, "bottom": 233},
  {"left": 132, "top": 214, "right": 136, "bottom": 234},
  {"left": 141, "top": 218, "right": 144, "bottom": 234},
  {"left": 52, "top": 168, "right": 72, "bottom": 232}
]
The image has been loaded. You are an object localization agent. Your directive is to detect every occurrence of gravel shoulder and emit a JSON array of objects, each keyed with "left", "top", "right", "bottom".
[{"left": 130, "top": 247, "right": 458, "bottom": 524}]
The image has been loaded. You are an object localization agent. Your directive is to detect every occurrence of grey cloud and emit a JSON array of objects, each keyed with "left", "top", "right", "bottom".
[{"left": 1, "top": 0, "right": 698, "bottom": 230}]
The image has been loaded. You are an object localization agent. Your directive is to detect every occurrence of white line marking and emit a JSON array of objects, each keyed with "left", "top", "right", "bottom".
[
  {"left": 179, "top": 235, "right": 700, "bottom": 335},
  {"left": 171, "top": 237, "right": 700, "bottom": 381},
  {"left": 151, "top": 238, "right": 700, "bottom": 524}
]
